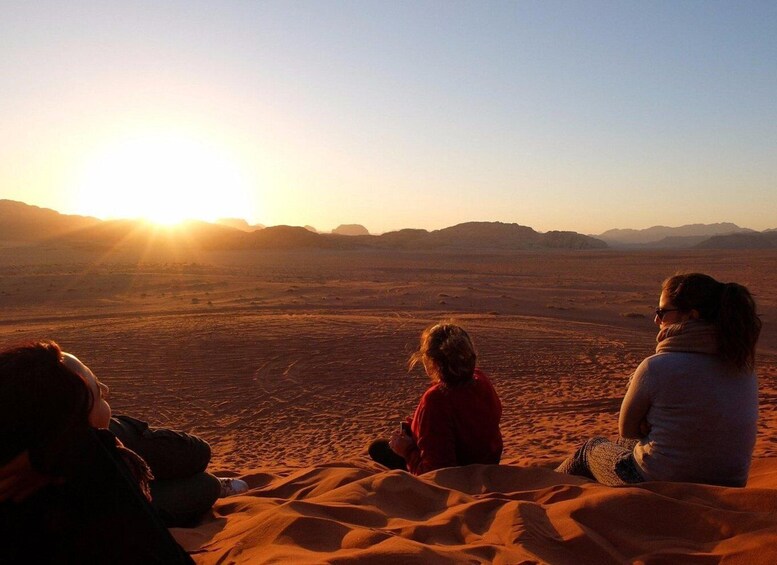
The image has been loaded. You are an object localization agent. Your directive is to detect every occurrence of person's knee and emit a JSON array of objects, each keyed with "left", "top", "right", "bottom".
[
  {"left": 581, "top": 436, "right": 609, "bottom": 460},
  {"left": 143, "top": 432, "right": 212, "bottom": 478},
  {"left": 188, "top": 441, "right": 212, "bottom": 474},
  {"left": 368, "top": 440, "right": 389, "bottom": 461},
  {"left": 556, "top": 437, "right": 607, "bottom": 479},
  {"left": 150, "top": 472, "right": 221, "bottom": 528}
]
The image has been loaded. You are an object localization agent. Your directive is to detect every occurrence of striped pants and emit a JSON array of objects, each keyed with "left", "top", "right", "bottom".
[{"left": 555, "top": 436, "right": 644, "bottom": 486}]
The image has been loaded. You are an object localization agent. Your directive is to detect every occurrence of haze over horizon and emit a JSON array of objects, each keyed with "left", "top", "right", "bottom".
[
  {"left": 2, "top": 2, "right": 776, "bottom": 233},
  {"left": 4, "top": 198, "right": 769, "bottom": 244}
]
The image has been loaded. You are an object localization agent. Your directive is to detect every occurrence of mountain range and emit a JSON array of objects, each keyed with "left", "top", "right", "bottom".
[
  {"left": 1, "top": 200, "right": 775, "bottom": 251},
  {"left": 595, "top": 223, "right": 762, "bottom": 248}
]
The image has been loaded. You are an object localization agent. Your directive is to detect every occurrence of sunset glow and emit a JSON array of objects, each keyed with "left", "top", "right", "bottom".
[
  {"left": 72, "top": 131, "right": 255, "bottom": 226},
  {"left": 2, "top": 2, "right": 776, "bottom": 233}
]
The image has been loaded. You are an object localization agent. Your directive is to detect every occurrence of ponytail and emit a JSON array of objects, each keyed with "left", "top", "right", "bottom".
[{"left": 718, "top": 282, "right": 761, "bottom": 371}]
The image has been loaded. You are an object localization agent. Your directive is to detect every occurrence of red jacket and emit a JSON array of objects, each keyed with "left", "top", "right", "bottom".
[{"left": 405, "top": 369, "right": 503, "bottom": 475}]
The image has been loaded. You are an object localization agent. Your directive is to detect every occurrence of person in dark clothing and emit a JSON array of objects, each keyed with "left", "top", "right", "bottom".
[
  {"left": 0, "top": 342, "right": 248, "bottom": 529},
  {"left": 0, "top": 340, "right": 193, "bottom": 564}
]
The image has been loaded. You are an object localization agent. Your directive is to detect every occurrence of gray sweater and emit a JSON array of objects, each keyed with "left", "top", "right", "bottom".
[{"left": 619, "top": 351, "right": 758, "bottom": 487}]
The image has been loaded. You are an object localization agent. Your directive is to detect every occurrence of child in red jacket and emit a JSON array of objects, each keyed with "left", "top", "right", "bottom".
[{"left": 369, "top": 322, "right": 503, "bottom": 475}]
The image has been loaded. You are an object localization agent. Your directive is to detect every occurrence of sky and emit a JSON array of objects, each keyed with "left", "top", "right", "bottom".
[{"left": 1, "top": 1, "right": 776, "bottom": 234}]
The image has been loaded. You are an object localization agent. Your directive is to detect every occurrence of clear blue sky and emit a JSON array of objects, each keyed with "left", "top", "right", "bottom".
[{"left": 1, "top": 1, "right": 775, "bottom": 233}]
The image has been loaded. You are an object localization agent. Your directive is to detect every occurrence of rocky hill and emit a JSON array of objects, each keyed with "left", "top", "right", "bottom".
[
  {"left": 1, "top": 200, "right": 607, "bottom": 251},
  {"left": 695, "top": 231, "right": 777, "bottom": 249},
  {"left": 368, "top": 222, "right": 606, "bottom": 250},
  {"left": 332, "top": 224, "right": 370, "bottom": 236},
  {"left": 597, "top": 223, "right": 752, "bottom": 248},
  {"left": 216, "top": 218, "right": 265, "bottom": 231},
  {"left": 0, "top": 199, "right": 101, "bottom": 241}
]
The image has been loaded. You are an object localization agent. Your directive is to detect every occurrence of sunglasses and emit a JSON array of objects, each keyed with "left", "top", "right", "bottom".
[{"left": 654, "top": 307, "right": 681, "bottom": 320}]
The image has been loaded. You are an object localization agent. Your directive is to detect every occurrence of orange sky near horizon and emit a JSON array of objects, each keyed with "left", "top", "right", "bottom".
[{"left": 2, "top": 2, "right": 776, "bottom": 234}]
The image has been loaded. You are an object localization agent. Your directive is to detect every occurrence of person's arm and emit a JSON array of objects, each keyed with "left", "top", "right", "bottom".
[
  {"left": 109, "top": 415, "right": 211, "bottom": 480},
  {"left": 619, "top": 359, "right": 653, "bottom": 440}
]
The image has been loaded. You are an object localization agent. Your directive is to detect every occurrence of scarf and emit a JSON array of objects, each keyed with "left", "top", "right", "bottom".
[
  {"left": 655, "top": 319, "right": 719, "bottom": 356},
  {"left": 113, "top": 435, "right": 154, "bottom": 502}
]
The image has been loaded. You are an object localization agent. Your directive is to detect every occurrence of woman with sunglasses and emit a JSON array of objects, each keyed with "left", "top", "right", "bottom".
[{"left": 556, "top": 273, "right": 761, "bottom": 487}]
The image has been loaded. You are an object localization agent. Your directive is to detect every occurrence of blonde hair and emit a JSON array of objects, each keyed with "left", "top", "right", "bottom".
[{"left": 409, "top": 321, "right": 477, "bottom": 386}]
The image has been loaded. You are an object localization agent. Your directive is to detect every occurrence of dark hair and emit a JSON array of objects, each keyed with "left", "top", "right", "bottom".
[
  {"left": 663, "top": 273, "right": 761, "bottom": 371},
  {"left": 409, "top": 322, "right": 477, "bottom": 386},
  {"left": 0, "top": 340, "right": 94, "bottom": 466}
]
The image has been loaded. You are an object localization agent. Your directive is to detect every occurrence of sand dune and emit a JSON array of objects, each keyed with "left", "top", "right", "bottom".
[
  {"left": 1, "top": 247, "right": 776, "bottom": 563},
  {"left": 173, "top": 458, "right": 777, "bottom": 564}
]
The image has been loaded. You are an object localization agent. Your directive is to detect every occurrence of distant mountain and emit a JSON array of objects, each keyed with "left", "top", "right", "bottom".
[
  {"left": 597, "top": 223, "right": 752, "bottom": 247},
  {"left": 429, "top": 222, "right": 606, "bottom": 250},
  {"left": 371, "top": 222, "right": 606, "bottom": 250},
  {"left": 332, "top": 224, "right": 369, "bottom": 236},
  {"left": 0, "top": 199, "right": 101, "bottom": 241},
  {"left": 0, "top": 200, "right": 604, "bottom": 251},
  {"left": 430, "top": 222, "right": 539, "bottom": 248},
  {"left": 248, "top": 226, "right": 357, "bottom": 250},
  {"left": 369, "top": 228, "right": 430, "bottom": 249},
  {"left": 628, "top": 235, "right": 722, "bottom": 249},
  {"left": 695, "top": 231, "right": 777, "bottom": 249},
  {"left": 541, "top": 230, "right": 608, "bottom": 250},
  {"left": 53, "top": 218, "right": 247, "bottom": 250},
  {"left": 216, "top": 218, "right": 264, "bottom": 232}
]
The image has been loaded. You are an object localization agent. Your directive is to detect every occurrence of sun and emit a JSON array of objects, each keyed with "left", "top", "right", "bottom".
[{"left": 73, "top": 131, "right": 255, "bottom": 226}]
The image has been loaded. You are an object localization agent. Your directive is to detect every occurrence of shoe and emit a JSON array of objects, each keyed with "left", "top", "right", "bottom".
[{"left": 218, "top": 477, "right": 249, "bottom": 498}]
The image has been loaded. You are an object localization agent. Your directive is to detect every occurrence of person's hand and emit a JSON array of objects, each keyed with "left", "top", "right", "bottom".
[
  {"left": 388, "top": 429, "right": 415, "bottom": 459},
  {"left": 0, "top": 451, "right": 57, "bottom": 503}
]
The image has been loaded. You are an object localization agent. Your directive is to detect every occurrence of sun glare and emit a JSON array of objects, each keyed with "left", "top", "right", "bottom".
[{"left": 73, "top": 131, "right": 255, "bottom": 226}]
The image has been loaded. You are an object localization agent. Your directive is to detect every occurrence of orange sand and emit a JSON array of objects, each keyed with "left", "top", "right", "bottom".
[
  {"left": 173, "top": 458, "right": 777, "bottom": 564},
  {"left": 1, "top": 246, "right": 775, "bottom": 563}
]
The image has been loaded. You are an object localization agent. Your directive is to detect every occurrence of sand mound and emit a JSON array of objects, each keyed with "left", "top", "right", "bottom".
[{"left": 173, "top": 458, "right": 777, "bottom": 564}]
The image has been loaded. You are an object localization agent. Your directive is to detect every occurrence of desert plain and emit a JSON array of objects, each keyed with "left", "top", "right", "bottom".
[{"left": 2, "top": 245, "right": 777, "bottom": 563}]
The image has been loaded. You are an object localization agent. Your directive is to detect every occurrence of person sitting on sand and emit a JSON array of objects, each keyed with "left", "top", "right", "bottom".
[
  {"left": 369, "top": 322, "right": 503, "bottom": 474},
  {"left": 0, "top": 340, "right": 193, "bottom": 563},
  {"left": 556, "top": 273, "right": 761, "bottom": 487},
  {"left": 0, "top": 342, "right": 248, "bottom": 529}
]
